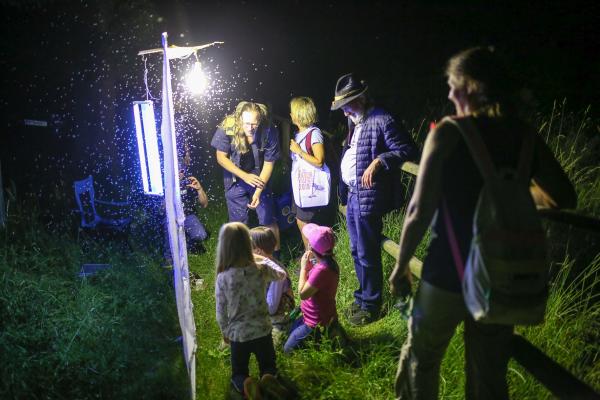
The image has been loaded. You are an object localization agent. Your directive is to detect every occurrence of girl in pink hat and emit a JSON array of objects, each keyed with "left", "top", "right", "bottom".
[{"left": 284, "top": 223, "right": 340, "bottom": 353}]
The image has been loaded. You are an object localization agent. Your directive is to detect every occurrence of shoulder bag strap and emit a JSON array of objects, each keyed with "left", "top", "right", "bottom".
[
  {"left": 442, "top": 198, "right": 465, "bottom": 281},
  {"left": 516, "top": 128, "right": 535, "bottom": 183},
  {"left": 305, "top": 129, "right": 314, "bottom": 156},
  {"left": 446, "top": 117, "right": 497, "bottom": 182}
]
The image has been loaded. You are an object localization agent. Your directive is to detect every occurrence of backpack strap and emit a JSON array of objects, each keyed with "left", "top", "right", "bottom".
[
  {"left": 517, "top": 129, "right": 535, "bottom": 183},
  {"left": 442, "top": 198, "right": 465, "bottom": 281},
  {"left": 446, "top": 117, "right": 497, "bottom": 182}
]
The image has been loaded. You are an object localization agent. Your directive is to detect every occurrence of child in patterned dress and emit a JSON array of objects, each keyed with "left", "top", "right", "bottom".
[{"left": 215, "top": 222, "right": 290, "bottom": 399}]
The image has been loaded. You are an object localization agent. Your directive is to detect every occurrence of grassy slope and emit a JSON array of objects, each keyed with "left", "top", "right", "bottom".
[
  {"left": 0, "top": 208, "right": 188, "bottom": 399},
  {"left": 190, "top": 203, "right": 599, "bottom": 399},
  {"left": 191, "top": 103, "right": 599, "bottom": 399},
  {"left": 1, "top": 103, "right": 597, "bottom": 399}
]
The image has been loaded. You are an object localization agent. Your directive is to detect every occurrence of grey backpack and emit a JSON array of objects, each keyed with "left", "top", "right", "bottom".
[{"left": 444, "top": 117, "right": 549, "bottom": 325}]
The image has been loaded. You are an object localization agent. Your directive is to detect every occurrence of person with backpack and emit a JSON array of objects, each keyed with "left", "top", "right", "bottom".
[
  {"left": 389, "top": 47, "right": 577, "bottom": 400},
  {"left": 289, "top": 96, "right": 333, "bottom": 249},
  {"left": 211, "top": 101, "right": 282, "bottom": 258}
]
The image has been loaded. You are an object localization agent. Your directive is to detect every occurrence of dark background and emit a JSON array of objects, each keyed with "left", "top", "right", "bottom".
[{"left": 0, "top": 0, "right": 598, "bottom": 213}]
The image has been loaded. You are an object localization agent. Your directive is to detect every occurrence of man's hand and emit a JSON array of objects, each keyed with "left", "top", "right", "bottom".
[
  {"left": 361, "top": 158, "right": 382, "bottom": 189},
  {"left": 248, "top": 189, "right": 261, "bottom": 209},
  {"left": 222, "top": 336, "right": 230, "bottom": 345},
  {"left": 290, "top": 139, "right": 302, "bottom": 155},
  {"left": 389, "top": 260, "right": 413, "bottom": 298},
  {"left": 243, "top": 173, "right": 265, "bottom": 189}
]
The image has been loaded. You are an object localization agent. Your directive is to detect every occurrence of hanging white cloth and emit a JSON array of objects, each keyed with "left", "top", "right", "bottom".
[{"left": 160, "top": 32, "right": 197, "bottom": 400}]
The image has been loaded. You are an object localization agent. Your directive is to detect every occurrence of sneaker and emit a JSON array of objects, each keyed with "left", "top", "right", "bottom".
[
  {"left": 347, "top": 308, "right": 380, "bottom": 327},
  {"left": 259, "top": 374, "right": 290, "bottom": 399},
  {"left": 243, "top": 377, "right": 262, "bottom": 400},
  {"left": 343, "top": 302, "right": 362, "bottom": 319}
]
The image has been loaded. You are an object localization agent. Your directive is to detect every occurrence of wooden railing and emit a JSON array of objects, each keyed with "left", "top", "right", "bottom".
[{"left": 338, "top": 160, "right": 599, "bottom": 399}]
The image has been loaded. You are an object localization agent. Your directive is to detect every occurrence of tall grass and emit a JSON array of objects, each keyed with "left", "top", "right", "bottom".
[
  {"left": 537, "top": 101, "right": 600, "bottom": 216},
  {"left": 1, "top": 103, "right": 597, "bottom": 399},
  {"left": 189, "top": 103, "right": 599, "bottom": 399},
  {"left": 189, "top": 207, "right": 599, "bottom": 399},
  {"left": 0, "top": 203, "right": 188, "bottom": 399}
]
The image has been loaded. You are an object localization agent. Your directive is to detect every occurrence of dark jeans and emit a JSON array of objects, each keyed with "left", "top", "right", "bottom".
[
  {"left": 283, "top": 317, "right": 320, "bottom": 354},
  {"left": 163, "top": 214, "right": 208, "bottom": 260},
  {"left": 225, "top": 181, "right": 275, "bottom": 225},
  {"left": 230, "top": 333, "right": 277, "bottom": 393},
  {"left": 346, "top": 191, "right": 384, "bottom": 312}
]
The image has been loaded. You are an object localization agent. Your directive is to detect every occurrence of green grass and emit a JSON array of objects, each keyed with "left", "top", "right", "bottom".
[
  {"left": 189, "top": 206, "right": 599, "bottom": 399},
  {"left": 1, "top": 102, "right": 598, "bottom": 399},
  {"left": 0, "top": 204, "right": 188, "bottom": 399},
  {"left": 189, "top": 102, "right": 599, "bottom": 399}
]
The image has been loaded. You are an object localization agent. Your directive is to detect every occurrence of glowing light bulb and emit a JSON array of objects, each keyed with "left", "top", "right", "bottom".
[{"left": 186, "top": 61, "right": 208, "bottom": 95}]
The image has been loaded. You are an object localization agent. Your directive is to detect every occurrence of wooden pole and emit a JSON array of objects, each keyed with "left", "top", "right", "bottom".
[{"left": 511, "top": 334, "right": 599, "bottom": 399}]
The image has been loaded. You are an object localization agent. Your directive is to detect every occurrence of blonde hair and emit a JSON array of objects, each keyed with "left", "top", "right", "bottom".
[
  {"left": 290, "top": 97, "right": 318, "bottom": 128},
  {"left": 249, "top": 226, "right": 277, "bottom": 255},
  {"left": 218, "top": 102, "right": 265, "bottom": 154},
  {"left": 215, "top": 222, "right": 255, "bottom": 273},
  {"left": 446, "top": 46, "right": 516, "bottom": 117}
]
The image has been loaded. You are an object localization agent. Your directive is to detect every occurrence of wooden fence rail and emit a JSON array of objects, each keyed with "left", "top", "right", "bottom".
[{"left": 336, "top": 160, "right": 600, "bottom": 399}]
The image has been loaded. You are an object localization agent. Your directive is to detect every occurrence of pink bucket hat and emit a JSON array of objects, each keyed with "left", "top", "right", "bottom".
[{"left": 302, "top": 223, "right": 335, "bottom": 255}]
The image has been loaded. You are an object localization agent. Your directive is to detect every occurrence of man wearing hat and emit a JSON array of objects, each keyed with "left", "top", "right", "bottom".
[{"left": 332, "top": 73, "right": 417, "bottom": 326}]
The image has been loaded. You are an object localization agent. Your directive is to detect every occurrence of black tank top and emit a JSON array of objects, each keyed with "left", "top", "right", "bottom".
[{"left": 422, "top": 116, "right": 539, "bottom": 292}]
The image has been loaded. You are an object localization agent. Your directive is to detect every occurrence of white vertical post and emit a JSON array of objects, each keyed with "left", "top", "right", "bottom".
[{"left": 160, "top": 32, "right": 197, "bottom": 400}]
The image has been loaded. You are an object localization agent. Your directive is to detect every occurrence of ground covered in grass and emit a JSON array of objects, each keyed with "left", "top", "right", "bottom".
[
  {"left": 190, "top": 204, "right": 600, "bottom": 399},
  {"left": 1, "top": 102, "right": 598, "bottom": 399},
  {"left": 0, "top": 206, "right": 188, "bottom": 399}
]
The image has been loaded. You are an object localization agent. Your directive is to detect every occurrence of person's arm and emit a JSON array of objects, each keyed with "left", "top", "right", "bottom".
[
  {"left": 215, "top": 150, "right": 265, "bottom": 188},
  {"left": 187, "top": 176, "right": 208, "bottom": 208},
  {"left": 248, "top": 160, "right": 275, "bottom": 209},
  {"left": 362, "top": 116, "right": 418, "bottom": 189},
  {"left": 298, "top": 251, "right": 319, "bottom": 300},
  {"left": 256, "top": 256, "right": 286, "bottom": 282},
  {"left": 215, "top": 275, "right": 229, "bottom": 342},
  {"left": 290, "top": 140, "right": 325, "bottom": 168},
  {"left": 530, "top": 136, "right": 577, "bottom": 209},
  {"left": 266, "top": 280, "right": 285, "bottom": 315},
  {"left": 389, "top": 122, "right": 455, "bottom": 296}
]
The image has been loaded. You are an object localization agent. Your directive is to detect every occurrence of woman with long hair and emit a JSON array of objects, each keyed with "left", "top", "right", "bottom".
[
  {"left": 211, "top": 101, "right": 282, "bottom": 256},
  {"left": 389, "top": 47, "right": 576, "bottom": 399}
]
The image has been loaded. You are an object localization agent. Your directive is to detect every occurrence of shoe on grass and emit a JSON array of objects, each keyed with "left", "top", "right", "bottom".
[
  {"left": 347, "top": 308, "right": 380, "bottom": 327},
  {"left": 243, "top": 377, "right": 262, "bottom": 400},
  {"left": 259, "top": 374, "right": 290, "bottom": 399},
  {"left": 343, "top": 302, "right": 361, "bottom": 319}
]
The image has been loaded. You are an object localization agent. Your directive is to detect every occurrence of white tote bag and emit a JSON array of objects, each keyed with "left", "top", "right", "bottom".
[
  {"left": 291, "top": 129, "right": 331, "bottom": 208},
  {"left": 291, "top": 158, "right": 331, "bottom": 208}
]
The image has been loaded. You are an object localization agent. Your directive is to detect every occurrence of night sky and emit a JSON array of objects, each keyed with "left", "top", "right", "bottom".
[{"left": 0, "top": 0, "right": 598, "bottom": 208}]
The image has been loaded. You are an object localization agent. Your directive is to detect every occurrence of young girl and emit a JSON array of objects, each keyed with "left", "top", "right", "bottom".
[
  {"left": 284, "top": 223, "right": 340, "bottom": 353},
  {"left": 215, "top": 222, "right": 289, "bottom": 398},
  {"left": 250, "top": 227, "right": 295, "bottom": 346}
]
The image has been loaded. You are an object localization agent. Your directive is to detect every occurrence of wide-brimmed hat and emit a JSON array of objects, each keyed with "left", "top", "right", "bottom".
[
  {"left": 302, "top": 223, "right": 335, "bottom": 255},
  {"left": 330, "top": 73, "right": 368, "bottom": 110}
]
